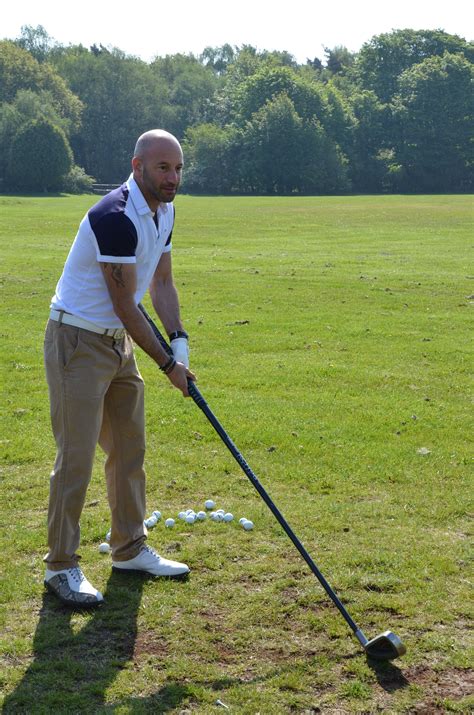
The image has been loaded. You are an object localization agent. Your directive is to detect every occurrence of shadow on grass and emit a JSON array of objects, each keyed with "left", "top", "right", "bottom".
[
  {"left": 2, "top": 571, "right": 192, "bottom": 714},
  {"left": 99, "top": 683, "right": 195, "bottom": 713},
  {"left": 4, "top": 570, "right": 401, "bottom": 710},
  {"left": 366, "top": 657, "right": 410, "bottom": 692}
]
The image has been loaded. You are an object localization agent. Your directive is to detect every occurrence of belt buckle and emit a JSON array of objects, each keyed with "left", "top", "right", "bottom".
[{"left": 104, "top": 327, "right": 125, "bottom": 340}]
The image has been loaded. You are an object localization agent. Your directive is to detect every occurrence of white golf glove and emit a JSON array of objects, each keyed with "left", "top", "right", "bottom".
[{"left": 170, "top": 336, "right": 189, "bottom": 368}]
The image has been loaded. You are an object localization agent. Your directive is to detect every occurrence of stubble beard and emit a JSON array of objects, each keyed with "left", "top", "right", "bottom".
[{"left": 142, "top": 167, "right": 179, "bottom": 204}]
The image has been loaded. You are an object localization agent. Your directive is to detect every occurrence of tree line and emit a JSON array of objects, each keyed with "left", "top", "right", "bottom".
[{"left": 0, "top": 25, "right": 472, "bottom": 194}]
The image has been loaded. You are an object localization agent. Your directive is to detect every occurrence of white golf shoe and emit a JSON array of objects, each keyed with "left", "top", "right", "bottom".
[
  {"left": 112, "top": 544, "right": 190, "bottom": 578},
  {"left": 44, "top": 566, "right": 104, "bottom": 608}
]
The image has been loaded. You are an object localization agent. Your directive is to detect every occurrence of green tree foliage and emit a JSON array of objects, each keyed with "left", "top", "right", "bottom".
[
  {"left": 0, "top": 40, "right": 41, "bottom": 101},
  {"left": 355, "top": 29, "right": 474, "bottom": 103},
  {"left": 325, "top": 46, "right": 355, "bottom": 75},
  {"left": 61, "top": 165, "right": 96, "bottom": 194},
  {"left": 0, "top": 41, "right": 82, "bottom": 130},
  {"left": 0, "top": 41, "right": 82, "bottom": 186},
  {"left": 183, "top": 123, "right": 238, "bottom": 193},
  {"left": 200, "top": 44, "right": 236, "bottom": 75},
  {"left": 210, "top": 46, "right": 265, "bottom": 126},
  {"left": 300, "top": 119, "right": 350, "bottom": 194},
  {"left": 306, "top": 57, "right": 324, "bottom": 73},
  {"left": 52, "top": 46, "right": 167, "bottom": 181},
  {"left": 393, "top": 52, "right": 473, "bottom": 192},
  {"left": 149, "top": 54, "right": 219, "bottom": 139},
  {"left": 0, "top": 89, "right": 76, "bottom": 180},
  {"left": 237, "top": 93, "right": 348, "bottom": 194},
  {"left": 7, "top": 88, "right": 74, "bottom": 134},
  {"left": 346, "top": 89, "right": 392, "bottom": 191},
  {"left": 0, "top": 28, "right": 472, "bottom": 193},
  {"left": 214, "top": 46, "right": 306, "bottom": 126},
  {"left": 15, "top": 24, "right": 57, "bottom": 62},
  {"left": 242, "top": 93, "right": 306, "bottom": 193},
  {"left": 321, "top": 83, "right": 353, "bottom": 151},
  {"left": 234, "top": 65, "right": 328, "bottom": 125},
  {"left": 223, "top": 45, "right": 264, "bottom": 83},
  {"left": 7, "top": 118, "right": 73, "bottom": 191}
]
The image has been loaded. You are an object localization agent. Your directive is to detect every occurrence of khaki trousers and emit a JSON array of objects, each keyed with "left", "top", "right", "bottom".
[{"left": 44, "top": 319, "right": 147, "bottom": 569}]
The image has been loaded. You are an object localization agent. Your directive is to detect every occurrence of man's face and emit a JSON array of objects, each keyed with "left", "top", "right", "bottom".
[{"left": 133, "top": 139, "right": 183, "bottom": 207}]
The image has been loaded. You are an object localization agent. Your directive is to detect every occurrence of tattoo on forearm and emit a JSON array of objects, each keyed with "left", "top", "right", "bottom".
[{"left": 104, "top": 262, "right": 126, "bottom": 288}]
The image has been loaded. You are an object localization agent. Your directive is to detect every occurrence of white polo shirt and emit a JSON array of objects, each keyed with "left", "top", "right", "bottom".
[{"left": 51, "top": 175, "right": 175, "bottom": 328}]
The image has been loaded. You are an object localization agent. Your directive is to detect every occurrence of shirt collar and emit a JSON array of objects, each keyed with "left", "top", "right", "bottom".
[{"left": 126, "top": 174, "right": 170, "bottom": 217}]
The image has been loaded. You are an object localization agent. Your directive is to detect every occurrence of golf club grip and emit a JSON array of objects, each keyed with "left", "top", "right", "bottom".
[
  {"left": 138, "top": 302, "right": 198, "bottom": 395},
  {"left": 140, "top": 305, "right": 174, "bottom": 357},
  {"left": 138, "top": 303, "right": 359, "bottom": 634}
]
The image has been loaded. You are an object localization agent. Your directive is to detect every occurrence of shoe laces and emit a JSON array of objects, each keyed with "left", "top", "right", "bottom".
[
  {"left": 141, "top": 544, "right": 159, "bottom": 558},
  {"left": 67, "top": 567, "right": 85, "bottom": 584}
]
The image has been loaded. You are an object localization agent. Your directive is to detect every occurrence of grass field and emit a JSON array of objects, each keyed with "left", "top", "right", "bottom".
[{"left": 0, "top": 193, "right": 472, "bottom": 713}]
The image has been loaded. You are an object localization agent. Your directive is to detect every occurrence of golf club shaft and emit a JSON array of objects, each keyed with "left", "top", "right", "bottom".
[{"left": 139, "top": 303, "right": 361, "bottom": 636}]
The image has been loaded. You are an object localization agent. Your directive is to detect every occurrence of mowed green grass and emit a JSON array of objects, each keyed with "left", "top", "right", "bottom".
[{"left": 0, "top": 194, "right": 472, "bottom": 713}]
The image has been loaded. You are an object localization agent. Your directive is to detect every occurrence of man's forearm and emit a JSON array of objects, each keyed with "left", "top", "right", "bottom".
[
  {"left": 116, "top": 301, "right": 171, "bottom": 368},
  {"left": 150, "top": 280, "right": 184, "bottom": 337}
]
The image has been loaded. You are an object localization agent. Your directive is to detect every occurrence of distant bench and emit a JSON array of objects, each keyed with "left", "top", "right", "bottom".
[{"left": 92, "top": 183, "right": 121, "bottom": 195}]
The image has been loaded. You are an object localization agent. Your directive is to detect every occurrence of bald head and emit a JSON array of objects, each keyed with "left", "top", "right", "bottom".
[
  {"left": 133, "top": 129, "right": 182, "bottom": 160},
  {"left": 132, "top": 129, "right": 183, "bottom": 209}
]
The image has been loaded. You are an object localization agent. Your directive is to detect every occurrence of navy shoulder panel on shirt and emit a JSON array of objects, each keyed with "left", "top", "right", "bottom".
[
  {"left": 88, "top": 184, "right": 138, "bottom": 257},
  {"left": 165, "top": 205, "right": 175, "bottom": 246}
]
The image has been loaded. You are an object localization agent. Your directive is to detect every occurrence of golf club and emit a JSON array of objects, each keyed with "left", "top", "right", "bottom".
[{"left": 139, "top": 303, "right": 406, "bottom": 660}]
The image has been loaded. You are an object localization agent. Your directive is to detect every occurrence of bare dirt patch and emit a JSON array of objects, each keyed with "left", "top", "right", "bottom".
[
  {"left": 407, "top": 664, "right": 473, "bottom": 699},
  {"left": 373, "top": 664, "right": 473, "bottom": 713},
  {"left": 133, "top": 630, "right": 169, "bottom": 659}
]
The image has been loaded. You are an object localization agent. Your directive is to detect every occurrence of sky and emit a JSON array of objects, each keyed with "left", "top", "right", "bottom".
[{"left": 2, "top": 0, "right": 473, "bottom": 63}]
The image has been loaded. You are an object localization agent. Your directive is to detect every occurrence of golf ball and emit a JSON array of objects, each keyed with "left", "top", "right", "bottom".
[
  {"left": 152, "top": 510, "right": 162, "bottom": 520},
  {"left": 242, "top": 520, "right": 254, "bottom": 531},
  {"left": 185, "top": 514, "right": 196, "bottom": 524},
  {"left": 145, "top": 515, "right": 157, "bottom": 528},
  {"left": 238, "top": 518, "right": 247, "bottom": 525},
  {"left": 216, "top": 509, "right": 225, "bottom": 515},
  {"left": 205, "top": 499, "right": 216, "bottom": 509},
  {"left": 223, "top": 512, "right": 234, "bottom": 522},
  {"left": 211, "top": 512, "right": 222, "bottom": 521},
  {"left": 165, "top": 518, "right": 175, "bottom": 528},
  {"left": 105, "top": 529, "right": 111, "bottom": 541},
  {"left": 99, "top": 542, "right": 111, "bottom": 553},
  {"left": 178, "top": 511, "right": 187, "bottom": 520},
  {"left": 196, "top": 511, "right": 207, "bottom": 520}
]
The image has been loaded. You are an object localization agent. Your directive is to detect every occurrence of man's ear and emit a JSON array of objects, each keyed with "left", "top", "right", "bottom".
[{"left": 132, "top": 156, "right": 142, "bottom": 175}]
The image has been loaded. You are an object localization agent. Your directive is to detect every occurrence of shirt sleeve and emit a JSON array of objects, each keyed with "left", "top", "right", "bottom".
[
  {"left": 92, "top": 212, "right": 138, "bottom": 263},
  {"left": 163, "top": 205, "right": 175, "bottom": 253}
]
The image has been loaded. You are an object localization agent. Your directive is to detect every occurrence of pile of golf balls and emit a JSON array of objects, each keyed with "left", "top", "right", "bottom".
[
  {"left": 101, "top": 499, "right": 254, "bottom": 546},
  {"left": 239, "top": 518, "right": 254, "bottom": 531},
  {"left": 209, "top": 509, "right": 234, "bottom": 522},
  {"left": 144, "top": 510, "right": 162, "bottom": 528}
]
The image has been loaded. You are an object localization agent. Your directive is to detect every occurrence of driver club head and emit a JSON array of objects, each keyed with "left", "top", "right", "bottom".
[{"left": 363, "top": 630, "right": 406, "bottom": 660}]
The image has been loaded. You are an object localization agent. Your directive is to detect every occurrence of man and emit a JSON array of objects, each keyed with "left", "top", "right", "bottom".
[{"left": 43, "top": 130, "right": 195, "bottom": 608}]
